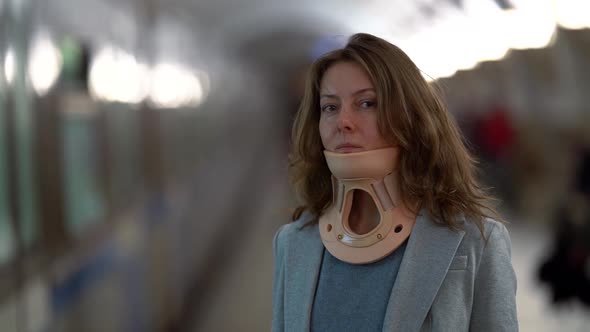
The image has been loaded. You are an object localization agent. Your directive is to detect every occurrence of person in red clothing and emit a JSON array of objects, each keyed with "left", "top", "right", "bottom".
[{"left": 474, "top": 103, "right": 516, "bottom": 208}]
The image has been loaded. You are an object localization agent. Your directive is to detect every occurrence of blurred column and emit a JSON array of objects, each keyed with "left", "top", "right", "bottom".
[
  {"left": 0, "top": 0, "right": 17, "bottom": 266},
  {"left": 0, "top": 3, "right": 20, "bottom": 331},
  {"left": 7, "top": 0, "right": 39, "bottom": 254},
  {"left": 4, "top": 1, "right": 41, "bottom": 332},
  {"left": 135, "top": 0, "right": 165, "bottom": 195}
]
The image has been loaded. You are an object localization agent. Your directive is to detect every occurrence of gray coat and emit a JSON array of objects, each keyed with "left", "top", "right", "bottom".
[{"left": 272, "top": 210, "right": 518, "bottom": 332}]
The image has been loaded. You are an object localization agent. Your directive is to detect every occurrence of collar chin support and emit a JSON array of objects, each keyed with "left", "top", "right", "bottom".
[{"left": 319, "top": 147, "right": 416, "bottom": 264}]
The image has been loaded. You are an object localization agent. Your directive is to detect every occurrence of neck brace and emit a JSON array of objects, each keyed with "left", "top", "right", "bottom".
[{"left": 319, "top": 147, "right": 416, "bottom": 264}]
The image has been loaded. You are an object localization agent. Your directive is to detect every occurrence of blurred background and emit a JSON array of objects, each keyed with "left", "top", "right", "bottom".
[{"left": 0, "top": 0, "right": 589, "bottom": 331}]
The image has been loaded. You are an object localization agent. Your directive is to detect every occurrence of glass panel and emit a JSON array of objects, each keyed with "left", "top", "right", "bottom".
[
  {"left": 61, "top": 94, "right": 105, "bottom": 235},
  {"left": 105, "top": 105, "right": 142, "bottom": 209}
]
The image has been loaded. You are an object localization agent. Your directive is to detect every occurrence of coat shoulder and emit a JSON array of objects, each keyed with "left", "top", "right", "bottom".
[
  {"left": 274, "top": 211, "right": 317, "bottom": 247},
  {"left": 459, "top": 216, "right": 510, "bottom": 251}
]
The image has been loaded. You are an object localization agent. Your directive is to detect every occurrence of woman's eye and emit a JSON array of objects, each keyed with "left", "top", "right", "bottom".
[
  {"left": 321, "top": 105, "right": 337, "bottom": 113},
  {"left": 360, "top": 100, "right": 377, "bottom": 109}
]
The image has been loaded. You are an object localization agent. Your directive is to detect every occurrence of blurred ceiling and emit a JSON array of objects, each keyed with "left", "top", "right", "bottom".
[
  {"left": 13, "top": 0, "right": 590, "bottom": 109},
  {"left": 34, "top": 1, "right": 477, "bottom": 72},
  {"left": 29, "top": 0, "right": 590, "bottom": 95},
  {"left": 42, "top": 0, "right": 517, "bottom": 54}
]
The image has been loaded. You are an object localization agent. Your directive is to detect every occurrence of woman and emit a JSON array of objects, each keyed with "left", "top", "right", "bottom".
[{"left": 272, "top": 33, "right": 518, "bottom": 332}]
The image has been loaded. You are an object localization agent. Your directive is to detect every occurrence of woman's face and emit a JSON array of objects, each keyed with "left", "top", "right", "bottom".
[{"left": 318, "top": 61, "right": 390, "bottom": 153}]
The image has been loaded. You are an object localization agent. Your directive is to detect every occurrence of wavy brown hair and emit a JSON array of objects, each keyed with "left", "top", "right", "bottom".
[{"left": 289, "top": 33, "right": 502, "bottom": 234}]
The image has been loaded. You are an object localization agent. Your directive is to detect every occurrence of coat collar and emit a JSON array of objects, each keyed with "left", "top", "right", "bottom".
[{"left": 284, "top": 210, "right": 466, "bottom": 332}]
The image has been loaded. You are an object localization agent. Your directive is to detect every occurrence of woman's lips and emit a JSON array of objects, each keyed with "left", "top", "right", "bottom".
[{"left": 335, "top": 144, "right": 363, "bottom": 153}]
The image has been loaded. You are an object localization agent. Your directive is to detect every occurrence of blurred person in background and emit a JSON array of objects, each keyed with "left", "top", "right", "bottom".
[
  {"left": 539, "top": 133, "right": 590, "bottom": 307},
  {"left": 273, "top": 33, "right": 518, "bottom": 331}
]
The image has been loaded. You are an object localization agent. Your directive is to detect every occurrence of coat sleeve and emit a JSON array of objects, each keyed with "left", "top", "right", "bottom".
[
  {"left": 470, "top": 222, "right": 519, "bottom": 331},
  {"left": 271, "top": 224, "right": 287, "bottom": 332}
]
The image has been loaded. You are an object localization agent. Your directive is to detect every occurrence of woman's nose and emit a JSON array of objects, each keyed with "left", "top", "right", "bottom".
[{"left": 337, "top": 107, "right": 356, "bottom": 132}]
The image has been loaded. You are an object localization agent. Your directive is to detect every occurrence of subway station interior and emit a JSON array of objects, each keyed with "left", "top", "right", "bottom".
[{"left": 1, "top": 0, "right": 590, "bottom": 331}]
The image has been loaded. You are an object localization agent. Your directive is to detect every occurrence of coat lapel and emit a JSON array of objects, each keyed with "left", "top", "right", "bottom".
[
  {"left": 382, "top": 211, "right": 466, "bottom": 332},
  {"left": 284, "top": 222, "right": 324, "bottom": 332}
]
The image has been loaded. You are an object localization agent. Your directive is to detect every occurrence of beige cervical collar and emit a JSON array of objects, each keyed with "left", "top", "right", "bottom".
[{"left": 319, "top": 147, "right": 416, "bottom": 264}]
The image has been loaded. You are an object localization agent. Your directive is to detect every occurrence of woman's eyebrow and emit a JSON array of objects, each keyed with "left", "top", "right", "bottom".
[
  {"left": 320, "top": 88, "right": 375, "bottom": 99},
  {"left": 352, "top": 88, "right": 376, "bottom": 95},
  {"left": 320, "top": 93, "right": 337, "bottom": 100}
]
